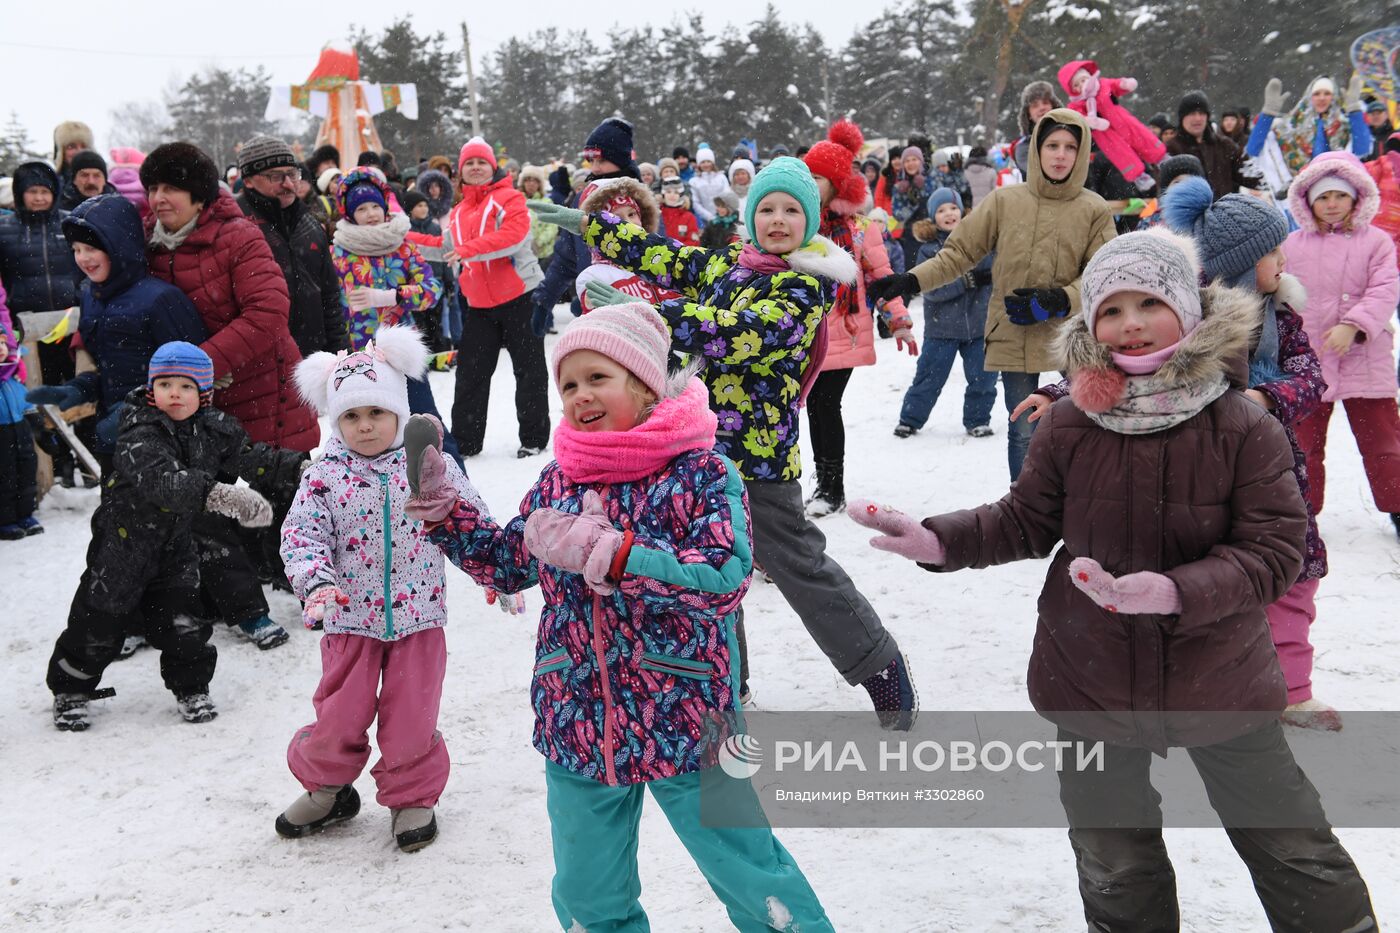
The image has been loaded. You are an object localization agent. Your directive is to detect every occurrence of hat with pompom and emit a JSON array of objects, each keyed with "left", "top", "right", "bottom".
[
  {"left": 803, "top": 120, "right": 869, "bottom": 214},
  {"left": 551, "top": 302, "right": 671, "bottom": 398},
  {"left": 294, "top": 326, "right": 428, "bottom": 447},
  {"left": 1160, "top": 175, "right": 1288, "bottom": 288}
]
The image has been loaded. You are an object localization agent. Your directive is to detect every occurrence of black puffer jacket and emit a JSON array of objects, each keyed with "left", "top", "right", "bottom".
[
  {"left": 60, "top": 178, "right": 118, "bottom": 212},
  {"left": 80, "top": 387, "right": 306, "bottom": 612},
  {"left": 0, "top": 162, "right": 81, "bottom": 316},
  {"left": 236, "top": 188, "right": 348, "bottom": 356}
]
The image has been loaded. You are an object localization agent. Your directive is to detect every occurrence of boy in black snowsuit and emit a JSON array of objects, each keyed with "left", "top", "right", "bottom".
[{"left": 46, "top": 342, "right": 304, "bottom": 731}]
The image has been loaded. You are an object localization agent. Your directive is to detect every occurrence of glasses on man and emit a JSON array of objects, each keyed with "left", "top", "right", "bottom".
[{"left": 263, "top": 169, "right": 302, "bottom": 184}]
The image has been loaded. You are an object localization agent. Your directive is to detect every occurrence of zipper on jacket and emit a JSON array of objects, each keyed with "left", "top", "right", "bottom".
[
  {"left": 590, "top": 594, "right": 618, "bottom": 786},
  {"left": 380, "top": 472, "right": 395, "bottom": 638},
  {"left": 41, "top": 218, "right": 56, "bottom": 312}
]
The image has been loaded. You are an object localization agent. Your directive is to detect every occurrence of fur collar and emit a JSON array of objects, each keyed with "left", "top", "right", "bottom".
[
  {"left": 786, "top": 233, "right": 859, "bottom": 284},
  {"left": 1056, "top": 280, "right": 1263, "bottom": 392}
]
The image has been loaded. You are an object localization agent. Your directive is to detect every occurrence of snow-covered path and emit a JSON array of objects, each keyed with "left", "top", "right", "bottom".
[{"left": 5, "top": 312, "right": 1397, "bottom": 931}]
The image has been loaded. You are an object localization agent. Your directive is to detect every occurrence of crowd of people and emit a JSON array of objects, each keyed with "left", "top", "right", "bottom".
[{"left": 1, "top": 54, "right": 1396, "bottom": 930}]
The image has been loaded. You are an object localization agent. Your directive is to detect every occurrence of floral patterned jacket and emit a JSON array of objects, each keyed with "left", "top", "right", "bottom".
[{"left": 582, "top": 212, "right": 858, "bottom": 481}]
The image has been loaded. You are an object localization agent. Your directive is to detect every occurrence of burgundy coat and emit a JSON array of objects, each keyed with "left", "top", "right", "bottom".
[
  {"left": 925, "top": 283, "right": 1308, "bottom": 754},
  {"left": 147, "top": 192, "right": 319, "bottom": 452}
]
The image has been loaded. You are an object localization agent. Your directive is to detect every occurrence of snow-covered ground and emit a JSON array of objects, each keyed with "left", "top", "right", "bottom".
[{"left": 5, "top": 311, "right": 1397, "bottom": 931}]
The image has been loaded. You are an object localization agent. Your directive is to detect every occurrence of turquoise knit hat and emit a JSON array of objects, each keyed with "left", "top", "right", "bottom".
[{"left": 744, "top": 156, "right": 820, "bottom": 252}]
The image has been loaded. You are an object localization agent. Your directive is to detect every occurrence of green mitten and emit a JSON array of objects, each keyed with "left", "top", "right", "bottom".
[
  {"left": 585, "top": 280, "right": 635, "bottom": 309},
  {"left": 526, "top": 200, "right": 585, "bottom": 232}
]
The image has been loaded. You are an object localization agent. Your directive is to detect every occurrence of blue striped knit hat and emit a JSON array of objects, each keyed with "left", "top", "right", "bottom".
[{"left": 148, "top": 341, "right": 214, "bottom": 405}]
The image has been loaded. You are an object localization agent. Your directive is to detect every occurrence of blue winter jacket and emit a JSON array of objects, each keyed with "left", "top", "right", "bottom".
[
  {"left": 63, "top": 195, "right": 207, "bottom": 447},
  {"left": 0, "top": 162, "right": 81, "bottom": 315},
  {"left": 915, "top": 226, "right": 994, "bottom": 342}
]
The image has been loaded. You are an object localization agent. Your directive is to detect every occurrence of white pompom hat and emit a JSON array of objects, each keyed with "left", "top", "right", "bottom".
[{"left": 294, "top": 326, "right": 428, "bottom": 447}]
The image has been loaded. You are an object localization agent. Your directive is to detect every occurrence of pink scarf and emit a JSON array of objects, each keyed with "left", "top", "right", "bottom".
[
  {"left": 553, "top": 378, "right": 719, "bottom": 483},
  {"left": 738, "top": 243, "right": 790, "bottom": 273}
]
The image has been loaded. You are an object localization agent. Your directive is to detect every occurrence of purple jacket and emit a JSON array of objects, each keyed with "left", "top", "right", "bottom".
[
  {"left": 1285, "top": 150, "right": 1400, "bottom": 401},
  {"left": 0, "top": 282, "right": 18, "bottom": 384}
]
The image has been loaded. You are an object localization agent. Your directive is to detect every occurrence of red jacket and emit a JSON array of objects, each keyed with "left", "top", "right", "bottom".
[
  {"left": 447, "top": 176, "right": 543, "bottom": 309},
  {"left": 146, "top": 192, "right": 320, "bottom": 452}
]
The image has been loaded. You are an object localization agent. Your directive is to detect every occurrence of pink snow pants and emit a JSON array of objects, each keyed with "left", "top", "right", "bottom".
[
  {"left": 287, "top": 627, "right": 449, "bottom": 809},
  {"left": 1294, "top": 398, "right": 1400, "bottom": 514},
  {"left": 1093, "top": 121, "right": 1167, "bottom": 182},
  {"left": 1266, "top": 577, "right": 1321, "bottom": 705}
]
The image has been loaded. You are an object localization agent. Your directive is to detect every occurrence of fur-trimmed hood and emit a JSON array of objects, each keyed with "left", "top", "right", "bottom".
[
  {"left": 416, "top": 168, "right": 454, "bottom": 217},
  {"left": 1056, "top": 280, "right": 1263, "bottom": 408},
  {"left": 1287, "top": 150, "right": 1379, "bottom": 233},
  {"left": 581, "top": 176, "right": 660, "bottom": 233},
  {"left": 785, "top": 233, "right": 859, "bottom": 285},
  {"left": 517, "top": 164, "right": 550, "bottom": 196}
]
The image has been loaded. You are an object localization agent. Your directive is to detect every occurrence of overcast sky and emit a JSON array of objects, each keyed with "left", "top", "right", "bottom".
[{"left": 1, "top": 1, "right": 874, "bottom": 159}]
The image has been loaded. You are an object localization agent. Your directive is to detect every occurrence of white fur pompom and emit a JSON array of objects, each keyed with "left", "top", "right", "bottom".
[
  {"left": 294, "top": 351, "right": 339, "bottom": 413},
  {"left": 371, "top": 325, "right": 430, "bottom": 381}
]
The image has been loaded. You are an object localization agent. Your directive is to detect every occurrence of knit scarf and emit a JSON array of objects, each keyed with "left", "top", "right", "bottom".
[
  {"left": 149, "top": 215, "right": 198, "bottom": 251},
  {"left": 333, "top": 212, "right": 411, "bottom": 257},
  {"left": 1248, "top": 297, "right": 1284, "bottom": 387},
  {"left": 553, "top": 377, "right": 718, "bottom": 484},
  {"left": 1084, "top": 366, "right": 1228, "bottom": 435},
  {"left": 822, "top": 211, "right": 859, "bottom": 323}
]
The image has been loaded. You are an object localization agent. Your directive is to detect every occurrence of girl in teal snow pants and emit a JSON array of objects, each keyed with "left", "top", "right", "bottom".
[{"left": 409, "top": 302, "right": 832, "bottom": 931}]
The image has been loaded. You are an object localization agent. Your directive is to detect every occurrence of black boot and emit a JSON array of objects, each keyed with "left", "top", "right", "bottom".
[
  {"left": 805, "top": 459, "right": 845, "bottom": 518},
  {"left": 1391, "top": 513, "right": 1400, "bottom": 542}
]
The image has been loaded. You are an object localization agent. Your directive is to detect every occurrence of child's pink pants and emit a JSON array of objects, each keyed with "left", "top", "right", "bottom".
[
  {"left": 1266, "top": 577, "right": 1321, "bottom": 705},
  {"left": 287, "top": 627, "right": 449, "bottom": 809}
]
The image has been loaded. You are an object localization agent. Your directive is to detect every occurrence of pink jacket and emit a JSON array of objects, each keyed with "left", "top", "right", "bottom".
[
  {"left": 819, "top": 213, "right": 911, "bottom": 371},
  {"left": 1284, "top": 151, "right": 1400, "bottom": 401}
]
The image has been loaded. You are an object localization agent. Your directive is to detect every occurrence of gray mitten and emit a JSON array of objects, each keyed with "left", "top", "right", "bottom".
[
  {"left": 1261, "top": 78, "right": 1293, "bottom": 118},
  {"left": 205, "top": 482, "right": 273, "bottom": 527},
  {"left": 1343, "top": 73, "right": 1365, "bottom": 113}
]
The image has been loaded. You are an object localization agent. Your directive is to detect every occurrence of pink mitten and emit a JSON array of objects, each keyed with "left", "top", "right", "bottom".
[
  {"left": 1119, "top": 77, "right": 1138, "bottom": 93},
  {"left": 846, "top": 499, "right": 946, "bottom": 565},
  {"left": 523, "top": 491, "right": 627, "bottom": 594},
  {"left": 1068, "top": 557, "right": 1181, "bottom": 614},
  {"left": 303, "top": 585, "right": 350, "bottom": 628},
  {"left": 405, "top": 414, "right": 459, "bottom": 524}
]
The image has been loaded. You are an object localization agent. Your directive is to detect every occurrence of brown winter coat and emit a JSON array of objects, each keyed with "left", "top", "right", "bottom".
[
  {"left": 909, "top": 109, "right": 1116, "bottom": 373},
  {"left": 1166, "top": 128, "right": 1262, "bottom": 200},
  {"left": 146, "top": 191, "right": 320, "bottom": 452},
  {"left": 923, "top": 284, "right": 1307, "bottom": 753}
]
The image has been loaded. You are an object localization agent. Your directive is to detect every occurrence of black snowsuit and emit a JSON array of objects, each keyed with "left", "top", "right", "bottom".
[{"left": 47, "top": 388, "right": 303, "bottom": 698}]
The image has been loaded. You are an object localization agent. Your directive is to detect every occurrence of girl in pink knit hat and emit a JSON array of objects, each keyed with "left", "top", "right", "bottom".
[{"left": 404, "top": 302, "right": 833, "bottom": 931}]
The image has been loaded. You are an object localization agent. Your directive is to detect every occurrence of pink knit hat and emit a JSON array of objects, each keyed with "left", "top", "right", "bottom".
[
  {"left": 457, "top": 136, "right": 497, "bottom": 172},
  {"left": 551, "top": 303, "right": 671, "bottom": 397}
]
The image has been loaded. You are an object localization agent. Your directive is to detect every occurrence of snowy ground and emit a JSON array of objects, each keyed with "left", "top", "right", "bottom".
[{"left": 5, "top": 305, "right": 1398, "bottom": 931}]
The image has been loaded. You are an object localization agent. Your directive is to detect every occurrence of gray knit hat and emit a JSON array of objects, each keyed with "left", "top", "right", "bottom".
[
  {"left": 1160, "top": 175, "right": 1288, "bottom": 288},
  {"left": 237, "top": 134, "right": 298, "bottom": 178},
  {"left": 1081, "top": 228, "right": 1204, "bottom": 336}
]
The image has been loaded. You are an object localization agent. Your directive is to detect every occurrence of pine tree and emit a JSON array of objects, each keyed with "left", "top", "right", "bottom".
[
  {"left": 0, "top": 111, "right": 38, "bottom": 176},
  {"left": 352, "top": 16, "right": 468, "bottom": 162},
  {"left": 166, "top": 67, "right": 280, "bottom": 166}
]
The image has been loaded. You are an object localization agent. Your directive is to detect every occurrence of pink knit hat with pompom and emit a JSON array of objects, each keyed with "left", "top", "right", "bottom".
[{"left": 551, "top": 303, "right": 671, "bottom": 397}]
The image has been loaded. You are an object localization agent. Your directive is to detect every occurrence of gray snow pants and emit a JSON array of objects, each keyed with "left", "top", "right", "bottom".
[
  {"left": 742, "top": 479, "right": 897, "bottom": 685},
  {"left": 1056, "top": 723, "right": 1375, "bottom": 933}
]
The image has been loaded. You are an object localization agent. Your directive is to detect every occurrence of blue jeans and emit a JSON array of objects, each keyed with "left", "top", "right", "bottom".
[
  {"left": 405, "top": 374, "right": 462, "bottom": 470},
  {"left": 898, "top": 336, "right": 999, "bottom": 431},
  {"left": 1000, "top": 370, "right": 1042, "bottom": 481}
]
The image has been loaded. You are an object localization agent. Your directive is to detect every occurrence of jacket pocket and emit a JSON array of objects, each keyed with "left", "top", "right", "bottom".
[
  {"left": 639, "top": 651, "right": 714, "bottom": 681},
  {"left": 533, "top": 647, "right": 570, "bottom": 676}
]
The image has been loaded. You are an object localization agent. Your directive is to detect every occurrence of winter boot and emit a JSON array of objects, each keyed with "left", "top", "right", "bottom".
[
  {"left": 276, "top": 785, "right": 361, "bottom": 839},
  {"left": 516, "top": 445, "right": 544, "bottom": 459},
  {"left": 1282, "top": 699, "right": 1343, "bottom": 732},
  {"left": 53, "top": 687, "right": 115, "bottom": 732},
  {"left": 893, "top": 423, "right": 918, "bottom": 439},
  {"left": 0, "top": 523, "right": 26, "bottom": 540},
  {"left": 1391, "top": 513, "right": 1400, "bottom": 542},
  {"left": 235, "top": 615, "right": 290, "bottom": 650},
  {"left": 967, "top": 425, "right": 994, "bottom": 438},
  {"left": 392, "top": 807, "right": 438, "bottom": 852},
  {"left": 176, "top": 692, "right": 218, "bottom": 723},
  {"left": 114, "top": 634, "right": 147, "bottom": 661},
  {"left": 859, "top": 652, "right": 918, "bottom": 731},
  {"left": 804, "top": 460, "right": 845, "bottom": 518},
  {"left": 18, "top": 515, "right": 44, "bottom": 536}
]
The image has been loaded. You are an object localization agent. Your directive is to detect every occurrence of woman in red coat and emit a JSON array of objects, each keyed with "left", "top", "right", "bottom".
[
  {"left": 140, "top": 142, "right": 319, "bottom": 651},
  {"left": 141, "top": 142, "right": 319, "bottom": 453}
]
